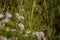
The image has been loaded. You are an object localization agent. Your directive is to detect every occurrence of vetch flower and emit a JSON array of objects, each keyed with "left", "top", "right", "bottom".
[
  {"left": 17, "top": 16, "right": 22, "bottom": 20},
  {"left": 11, "top": 29, "right": 16, "bottom": 32},
  {"left": 35, "top": 31, "right": 45, "bottom": 37},
  {"left": 6, "top": 12, "right": 12, "bottom": 18},
  {"left": 38, "top": 31, "right": 45, "bottom": 37},
  {"left": 0, "top": 13, "right": 4, "bottom": 18},
  {"left": 15, "top": 13, "right": 24, "bottom": 20},
  {"left": 15, "top": 13, "right": 21, "bottom": 20},
  {"left": 20, "top": 16, "right": 24, "bottom": 19},
  {"left": 18, "top": 23, "right": 24, "bottom": 30},
  {"left": 17, "top": 16, "right": 24, "bottom": 20},
  {"left": 2, "top": 18, "right": 10, "bottom": 23},
  {"left": 15, "top": 13, "right": 20, "bottom": 16},
  {"left": 0, "top": 35, "right": 7, "bottom": 40},
  {"left": 32, "top": 31, "right": 45, "bottom": 40},
  {"left": 16, "top": 16, "right": 24, "bottom": 20},
  {"left": 35, "top": 32, "right": 40, "bottom": 37}
]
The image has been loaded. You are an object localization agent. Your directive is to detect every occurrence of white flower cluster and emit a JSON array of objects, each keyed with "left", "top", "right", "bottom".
[
  {"left": 0, "top": 12, "right": 12, "bottom": 28},
  {"left": 35, "top": 31, "right": 44, "bottom": 37},
  {"left": 0, "top": 12, "right": 25, "bottom": 40},
  {"left": 0, "top": 12, "right": 12, "bottom": 23},
  {"left": 15, "top": 13, "right": 25, "bottom": 30},
  {"left": 32, "top": 31, "right": 46, "bottom": 40},
  {"left": 0, "top": 12, "right": 25, "bottom": 31}
]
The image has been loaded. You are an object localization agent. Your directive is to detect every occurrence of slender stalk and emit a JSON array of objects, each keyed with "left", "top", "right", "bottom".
[{"left": 31, "top": 0, "right": 36, "bottom": 29}]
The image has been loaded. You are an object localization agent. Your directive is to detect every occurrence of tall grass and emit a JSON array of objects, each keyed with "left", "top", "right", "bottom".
[{"left": 0, "top": 0, "right": 60, "bottom": 40}]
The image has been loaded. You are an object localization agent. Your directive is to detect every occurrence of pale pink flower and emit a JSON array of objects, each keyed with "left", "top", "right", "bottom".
[
  {"left": 33, "top": 31, "right": 45, "bottom": 40},
  {"left": 0, "top": 14, "right": 4, "bottom": 18},
  {"left": 2, "top": 18, "right": 10, "bottom": 23},
  {"left": 0, "top": 35, "right": 7, "bottom": 40},
  {"left": 17, "top": 16, "right": 24, "bottom": 20},
  {"left": 34, "top": 31, "right": 45, "bottom": 37},
  {"left": 35, "top": 32, "right": 39, "bottom": 37},
  {"left": 38, "top": 31, "right": 45, "bottom": 37},
  {"left": 6, "top": 12, "right": 12, "bottom": 18},
  {"left": 15, "top": 13, "right": 21, "bottom": 20},
  {"left": 17, "top": 16, "right": 22, "bottom": 20},
  {"left": 18, "top": 24, "right": 24, "bottom": 30}
]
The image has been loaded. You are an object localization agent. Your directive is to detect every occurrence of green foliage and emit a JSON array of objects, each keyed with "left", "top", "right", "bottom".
[{"left": 0, "top": 0, "right": 60, "bottom": 40}]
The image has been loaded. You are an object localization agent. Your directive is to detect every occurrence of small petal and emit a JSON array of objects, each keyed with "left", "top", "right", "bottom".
[
  {"left": 18, "top": 24, "right": 24, "bottom": 30},
  {"left": 39, "top": 31, "right": 45, "bottom": 37},
  {"left": 2, "top": 18, "right": 10, "bottom": 23},
  {"left": 11, "top": 29, "right": 16, "bottom": 32},
  {"left": 15, "top": 13, "right": 20, "bottom": 16},
  {"left": 35, "top": 32, "right": 40, "bottom": 37},
  {"left": 0, "top": 14, "right": 4, "bottom": 18},
  {"left": 35, "top": 31, "right": 45, "bottom": 37},
  {"left": 43, "top": 37, "right": 46, "bottom": 40},
  {"left": 17, "top": 16, "right": 22, "bottom": 20},
  {"left": 6, "top": 12, "right": 12, "bottom": 18},
  {"left": 15, "top": 13, "right": 24, "bottom": 20},
  {"left": 21, "top": 16, "right": 24, "bottom": 19}
]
